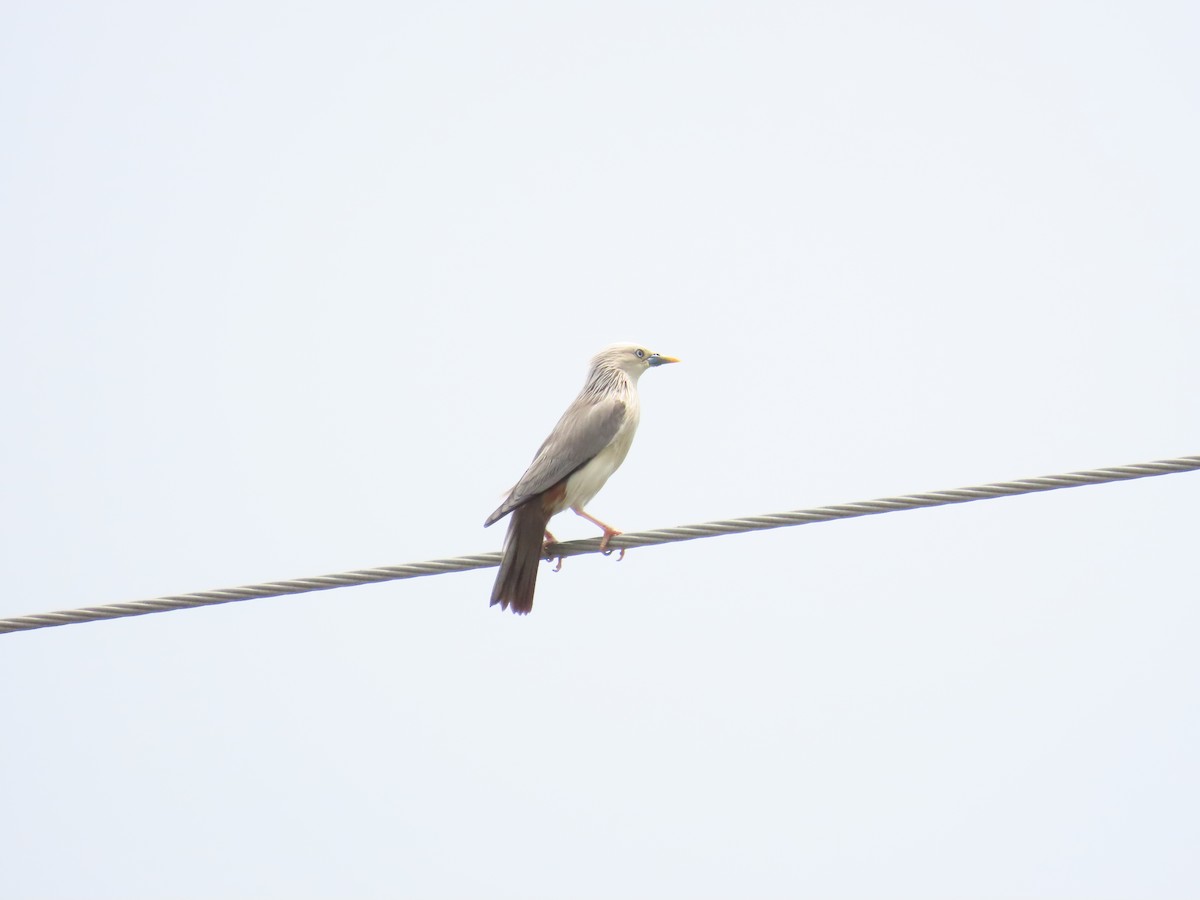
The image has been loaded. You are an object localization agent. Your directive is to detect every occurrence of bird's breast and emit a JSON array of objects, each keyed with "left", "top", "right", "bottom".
[{"left": 560, "top": 398, "right": 640, "bottom": 513}]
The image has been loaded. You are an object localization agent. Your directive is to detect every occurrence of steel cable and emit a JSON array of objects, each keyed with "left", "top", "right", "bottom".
[{"left": 2, "top": 455, "right": 1197, "bottom": 635}]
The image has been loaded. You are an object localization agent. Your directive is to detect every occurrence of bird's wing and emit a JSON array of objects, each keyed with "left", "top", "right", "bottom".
[{"left": 485, "top": 394, "right": 627, "bottom": 526}]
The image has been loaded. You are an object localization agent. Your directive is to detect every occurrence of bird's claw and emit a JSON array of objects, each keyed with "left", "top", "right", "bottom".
[
  {"left": 599, "top": 529, "right": 625, "bottom": 561},
  {"left": 543, "top": 545, "right": 564, "bottom": 573},
  {"left": 543, "top": 530, "right": 564, "bottom": 572}
]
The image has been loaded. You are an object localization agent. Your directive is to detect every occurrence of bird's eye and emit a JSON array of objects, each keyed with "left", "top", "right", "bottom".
[{"left": 635, "top": 349, "right": 645, "bottom": 359}]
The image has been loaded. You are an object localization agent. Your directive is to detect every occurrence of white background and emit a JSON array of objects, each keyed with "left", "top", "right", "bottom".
[{"left": 3, "top": 2, "right": 1198, "bottom": 897}]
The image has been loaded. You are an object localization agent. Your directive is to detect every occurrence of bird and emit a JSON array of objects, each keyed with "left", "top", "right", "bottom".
[{"left": 484, "top": 342, "right": 680, "bottom": 614}]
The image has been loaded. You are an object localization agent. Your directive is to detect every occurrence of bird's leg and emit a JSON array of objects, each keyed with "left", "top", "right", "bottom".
[
  {"left": 573, "top": 508, "right": 625, "bottom": 561},
  {"left": 543, "top": 530, "right": 564, "bottom": 572}
]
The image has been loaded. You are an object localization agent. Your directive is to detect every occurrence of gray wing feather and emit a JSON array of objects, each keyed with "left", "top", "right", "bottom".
[{"left": 485, "top": 394, "right": 626, "bottom": 526}]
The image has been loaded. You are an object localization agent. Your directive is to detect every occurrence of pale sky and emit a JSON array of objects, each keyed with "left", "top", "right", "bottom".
[{"left": 3, "top": 2, "right": 1199, "bottom": 898}]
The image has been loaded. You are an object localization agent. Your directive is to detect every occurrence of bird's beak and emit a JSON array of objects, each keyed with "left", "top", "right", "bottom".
[{"left": 647, "top": 354, "right": 680, "bottom": 367}]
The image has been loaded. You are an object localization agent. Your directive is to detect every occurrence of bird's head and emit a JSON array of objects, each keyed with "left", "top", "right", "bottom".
[{"left": 592, "top": 343, "right": 680, "bottom": 379}]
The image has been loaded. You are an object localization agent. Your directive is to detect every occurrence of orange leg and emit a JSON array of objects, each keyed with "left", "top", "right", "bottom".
[{"left": 573, "top": 508, "right": 625, "bottom": 561}]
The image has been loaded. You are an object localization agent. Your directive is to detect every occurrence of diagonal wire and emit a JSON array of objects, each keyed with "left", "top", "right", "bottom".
[{"left": 2, "top": 455, "right": 1198, "bottom": 635}]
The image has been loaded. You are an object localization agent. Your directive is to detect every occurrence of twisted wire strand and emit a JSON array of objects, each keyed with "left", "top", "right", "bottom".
[{"left": 2, "top": 455, "right": 1197, "bottom": 635}]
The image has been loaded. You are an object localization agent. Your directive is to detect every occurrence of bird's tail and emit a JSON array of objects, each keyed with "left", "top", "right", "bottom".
[{"left": 490, "top": 504, "right": 551, "bottom": 614}]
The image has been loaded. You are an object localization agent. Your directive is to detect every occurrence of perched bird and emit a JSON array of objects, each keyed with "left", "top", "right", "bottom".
[{"left": 485, "top": 343, "right": 680, "bottom": 614}]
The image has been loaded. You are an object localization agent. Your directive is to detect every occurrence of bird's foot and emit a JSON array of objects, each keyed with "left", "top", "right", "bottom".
[
  {"left": 544, "top": 530, "right": 564, "bottom": 572},
  {"left": 599, "top": 528, "right": 625, "bottom": 561},
  {"left": 574, "top": 508, "right": 625, "bottom": 559}
]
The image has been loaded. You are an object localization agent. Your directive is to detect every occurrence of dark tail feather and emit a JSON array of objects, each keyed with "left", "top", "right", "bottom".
[{"left": 490, "top": 504, "right": 551, "bottom": 614}]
